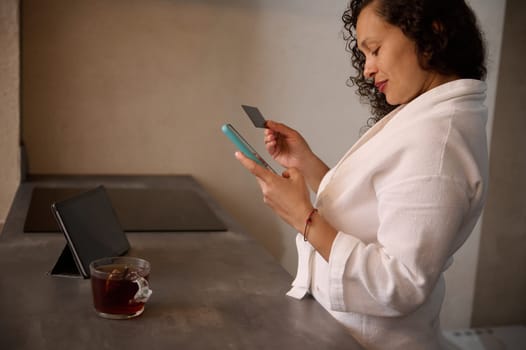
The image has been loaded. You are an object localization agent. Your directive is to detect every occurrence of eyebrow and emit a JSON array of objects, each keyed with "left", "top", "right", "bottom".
[{"left": 358, "top": 38, "right": 375, "bottom": 52}]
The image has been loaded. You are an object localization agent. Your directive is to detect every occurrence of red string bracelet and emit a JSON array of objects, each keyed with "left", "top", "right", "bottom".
[{"left": 303, "top": 208, "right": 318, "bottom": 242}]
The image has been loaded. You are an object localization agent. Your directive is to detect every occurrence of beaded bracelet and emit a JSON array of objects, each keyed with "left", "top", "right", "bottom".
[{"left": 303, "top": 208, "right": 318, "bottom": 242}]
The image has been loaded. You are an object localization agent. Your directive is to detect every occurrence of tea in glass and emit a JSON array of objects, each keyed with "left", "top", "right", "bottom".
[{"left": 89, "top": 256, "right": 152, "bottom": 319}]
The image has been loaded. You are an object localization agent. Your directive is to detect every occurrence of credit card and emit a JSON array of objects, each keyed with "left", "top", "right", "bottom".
[{"left": 242, "top": 105, "right": 267, "bottom": 128}]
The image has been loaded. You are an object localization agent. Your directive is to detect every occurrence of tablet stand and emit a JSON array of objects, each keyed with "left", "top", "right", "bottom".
[{"left": 50, "top": 244, "right": 83, "bottom": 278}]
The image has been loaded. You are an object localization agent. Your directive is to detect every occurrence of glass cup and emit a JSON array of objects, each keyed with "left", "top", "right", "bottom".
[{"left": 89, "top": 256, "right": 153, "bottom": 319}]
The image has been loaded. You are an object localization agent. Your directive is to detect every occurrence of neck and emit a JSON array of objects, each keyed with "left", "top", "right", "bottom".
[{"left": 425, "top": 72, "right": 459, "bottom": 92}]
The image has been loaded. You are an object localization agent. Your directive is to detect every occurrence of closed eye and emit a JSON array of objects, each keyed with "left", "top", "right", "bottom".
[{"left": 372, "top": 47, "right": 380, "bottom": 57}]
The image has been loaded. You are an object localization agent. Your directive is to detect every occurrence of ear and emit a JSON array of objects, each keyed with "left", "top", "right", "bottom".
[
  {"left": 432, "top": 20, "right": 445, "bottom": 33},
  {"left": 432, "top": 20, "right": 448, "bottom": 50},
  {"left": 420, "top": 19, "right": 447, "bottom": 68}
]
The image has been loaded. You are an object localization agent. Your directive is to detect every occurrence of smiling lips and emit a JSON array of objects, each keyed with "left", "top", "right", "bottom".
[{"left": 375, "top": 80, "right": 387, "bottom": 93}]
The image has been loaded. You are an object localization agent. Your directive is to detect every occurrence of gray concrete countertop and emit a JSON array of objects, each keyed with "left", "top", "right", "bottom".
[{"left": 0, "top": 175, "right": 362, "bottom": 350}]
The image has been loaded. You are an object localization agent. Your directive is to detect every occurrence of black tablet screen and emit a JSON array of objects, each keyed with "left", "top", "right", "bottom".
[{"left": 52, "top": 186, "right": 130, "bottom": 277}]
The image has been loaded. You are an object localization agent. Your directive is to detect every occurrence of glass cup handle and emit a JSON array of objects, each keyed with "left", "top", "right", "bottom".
[{"left": 132, "top": 276, "right": 153, "bottom": 303}]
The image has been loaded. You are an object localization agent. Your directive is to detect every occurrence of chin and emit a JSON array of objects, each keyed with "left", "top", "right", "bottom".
[
  {"left": 385, "top": 95, "right": 398, "bottom": 105},
  {"left": 386, "top": 94, "right": 409, "bottom": 106}
]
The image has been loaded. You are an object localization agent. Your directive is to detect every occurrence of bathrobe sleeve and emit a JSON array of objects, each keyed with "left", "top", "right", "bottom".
[{"left": 327, "top": 174, "right": 472, "bottom": 317}]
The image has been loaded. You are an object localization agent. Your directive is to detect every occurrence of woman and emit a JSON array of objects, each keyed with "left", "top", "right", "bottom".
[{"left": 235, "top": 0, "right": 488, "bottom": 349}]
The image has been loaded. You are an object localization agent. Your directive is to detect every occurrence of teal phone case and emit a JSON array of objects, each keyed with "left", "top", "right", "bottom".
[{"left": 221, "top": 124, "right": 276, "bottom": 173}]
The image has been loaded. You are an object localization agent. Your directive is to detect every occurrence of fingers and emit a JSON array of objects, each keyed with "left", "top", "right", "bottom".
[
  {"left": 282, "top": 167, "right": 300, "bottom": 179},
  {"left": 263, "top": 128, "right": 278, "bottom": 155},
  {"left": 264, "top": 139, "right": 277, "bottom": 155},
  {"left": 265, "top": 121, "right": 293, "bottom": 155},
  {"left": 234, "top": 151, "right": 272, "bottom": 182},
  {"left": 266, "top": 120, "right": 294, "bottom": 135},
  {"left": 264, "top": 131, "right": 277, "bottom": 145},
  {"left": 264, "top": 121, "right": 294, "bottom": 143}
]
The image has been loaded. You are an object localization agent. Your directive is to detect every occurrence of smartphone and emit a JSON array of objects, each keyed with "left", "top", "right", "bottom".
[{"left": 221, "top": 123, "right": 277, "bottom": 174}]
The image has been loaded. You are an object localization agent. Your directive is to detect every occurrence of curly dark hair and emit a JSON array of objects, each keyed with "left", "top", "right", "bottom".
[{"left": 342, "top": 0, "right": 487, "bottom": 125}]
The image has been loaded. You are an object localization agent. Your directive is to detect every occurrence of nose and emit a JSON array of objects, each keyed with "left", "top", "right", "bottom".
[{"left": 363, "top": 58, "right": 377, "bottom": 79}]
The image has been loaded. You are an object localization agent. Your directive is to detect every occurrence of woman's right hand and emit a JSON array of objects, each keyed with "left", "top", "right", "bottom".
[{"left": 264, "top": 120, "right": 313, "bottom": 170}]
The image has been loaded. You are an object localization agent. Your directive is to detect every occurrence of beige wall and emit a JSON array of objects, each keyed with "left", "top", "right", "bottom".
[
  {"left": 0, "top": 0, "right": 20, "bottom": 226},
  {"left": 21, "top": 0, "right": 359, "bottom": 274},
  {"left": 13, "top": 0, "right": 508, "bottom": 329},
  {"left": 472, "top": 0, "right": 526, "bottom": 327}
]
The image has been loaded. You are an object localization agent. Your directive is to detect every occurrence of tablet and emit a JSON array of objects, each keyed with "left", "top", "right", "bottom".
[{"left": 51, "top": 186, "right": 130, "bottom": 278}]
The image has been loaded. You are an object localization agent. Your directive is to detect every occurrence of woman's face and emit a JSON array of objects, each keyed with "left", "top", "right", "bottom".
[{"left": 356, "top": 3, "right": 452, "bottom": 105}]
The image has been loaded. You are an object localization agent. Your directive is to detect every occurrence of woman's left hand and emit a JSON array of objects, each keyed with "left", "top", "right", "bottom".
[{"left": 235, "top": 151, "right": 314, "bottom": 232}]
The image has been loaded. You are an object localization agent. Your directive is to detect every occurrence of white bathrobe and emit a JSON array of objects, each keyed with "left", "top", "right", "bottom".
[{"left": 287, "top": 79, "right": 489, "bottom": 350}]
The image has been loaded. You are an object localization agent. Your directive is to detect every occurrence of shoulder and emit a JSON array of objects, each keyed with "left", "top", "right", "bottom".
[
  {"left": 377, "top": 80, "right": 488, "bottom": 179},
  {"left": 388, "top": 79, "right": 487, "bottom": 145}
]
